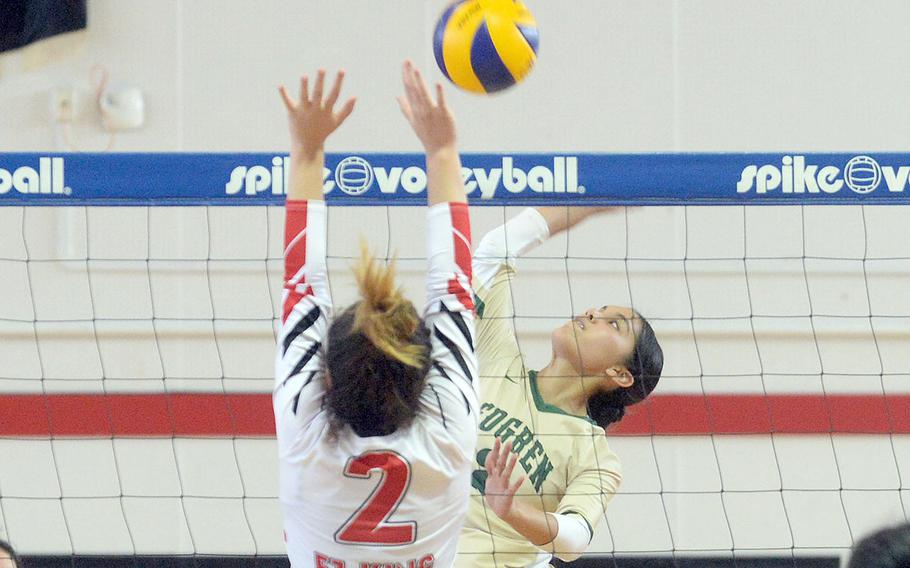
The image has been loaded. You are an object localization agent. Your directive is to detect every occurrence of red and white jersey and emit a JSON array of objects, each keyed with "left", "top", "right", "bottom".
[{"left": 274, "top": 200, "right": 479, "bottom": 568}]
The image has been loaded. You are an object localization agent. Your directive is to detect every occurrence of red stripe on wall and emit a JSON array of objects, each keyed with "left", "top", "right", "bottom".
[
  {"left": 0, "top": 393, "right": 274, "bottom": 437},
  {"left": 610, "top": 394, "right": 910, "bottom": 435},
  {"left": 0, "top": 394, "right": 907, "bottom": 437}
]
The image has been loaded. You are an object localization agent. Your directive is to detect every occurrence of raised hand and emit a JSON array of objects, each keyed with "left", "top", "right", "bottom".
[
  {"left": 279, "top": 69, "right": 356, "bottom": 159},
  {"left": 483, "top": 438, "right": 526, "bottom": 519},
  {"left": 397, "top": 60, "right": 456, "bottom": 155}
]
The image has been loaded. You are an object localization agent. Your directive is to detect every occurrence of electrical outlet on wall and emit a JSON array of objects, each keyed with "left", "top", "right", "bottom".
[
  {"left": 50, "top": 86, "right": 88, "bottom": 123},
  {"left": 100, "top": 87, "right": 145, "bottom": 130}
]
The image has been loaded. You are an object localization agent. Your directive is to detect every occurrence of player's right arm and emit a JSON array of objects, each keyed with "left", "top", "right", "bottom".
[
  {"left": 273, "top": 70, "right": 355, "bottom": 431},
  {"left": 474, "top": 207, "right": 620, "bottom": 288},
  {"left": 399, "top": 60, "right": 479, "bottom": 455},
  {"left": 471, "top": 208, "right": 548, "bottom": 365},
  {"left": 472, "top": 207, "right": 619, "bottom": 364}
]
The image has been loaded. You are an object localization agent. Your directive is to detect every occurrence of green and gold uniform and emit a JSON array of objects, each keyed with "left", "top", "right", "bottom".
[{"left": 456, "top": 248, "right": 623, "bottom": 568}]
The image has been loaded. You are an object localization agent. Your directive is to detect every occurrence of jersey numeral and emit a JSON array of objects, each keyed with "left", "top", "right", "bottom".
[{"left": 334, "top": 450, "right": 416, "bottom": 546}]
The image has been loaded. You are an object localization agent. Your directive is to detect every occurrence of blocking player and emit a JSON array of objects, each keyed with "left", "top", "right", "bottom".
[
  {"left": 274, "top": 62, "right": 478, "bottom": 567},
  {"left": 456, "top": 207, "right": 664, "bottom": 567}
]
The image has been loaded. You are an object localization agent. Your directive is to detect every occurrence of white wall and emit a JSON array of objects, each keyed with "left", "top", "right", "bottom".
[
  {"left": 4, "top": 0, "right": 910, "bottom": 154},
  {"left": 1, "top": 0, "right": 909, "bottom": 563}
]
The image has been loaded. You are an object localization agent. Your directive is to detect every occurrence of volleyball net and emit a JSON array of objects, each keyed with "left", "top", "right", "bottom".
[{"left": 0, "top": 152, "right": 908, "bottom": 567}]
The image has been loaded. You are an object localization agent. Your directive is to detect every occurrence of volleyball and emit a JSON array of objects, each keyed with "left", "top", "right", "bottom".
[{"left": 433, "top": 0, "right": 540, "bottom": 94}]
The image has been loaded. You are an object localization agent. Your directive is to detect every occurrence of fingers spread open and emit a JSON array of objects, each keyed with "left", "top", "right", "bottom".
[
  {"left": 435, "top": 83, "right": 447, "bottom": 109},
  {"left": 486, "top": 437, "right": 502, "bottom": 471},
  {"left": 299, "top": 76, "right": 310, "bottom": 106},
  {"left": 509, "top": 475, "right": 525, "bottom": 495},
  {"left": 497, "top": 440, "right": 512, "bottom": 472},
  {"left": 402, "top": 61, "right": 421, "bottom": 111},
  {"left": 335, "top": 97, "right": 357, "bottom": 125},
  {"left": 504, "top": 449, "right": 519, "bottom": 480},
  {"left": 313, "top": 69, "right": 326, "bottom": 104},
  {"left": 411, "top": 66, "right": 433, "bottom": 109},
  {"left": 401, "top": 60, "right": 413, "bottom": 90},
  {"left": 278, "top": 86, "right": 295, "bottom": 112},
  {"left": 397, "top": 96, "right": 413, "bottom": 123},
  {"left": 325, "top": 70, "right": 345, "bottom": 108}
]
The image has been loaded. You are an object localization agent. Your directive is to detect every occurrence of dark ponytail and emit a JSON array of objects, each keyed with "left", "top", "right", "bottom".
[
  {"left": 588, "top": 313, "right": 663, "bottom": 429},
  {"left": 324, "top": 245, "right": 432, "bottom": 439},
  {"left": 588, "top": 389, "right": 626, "bottom": 427}
]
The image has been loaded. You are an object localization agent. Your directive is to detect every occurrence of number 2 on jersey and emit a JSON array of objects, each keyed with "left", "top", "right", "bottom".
[{"left": 334, "top": 450, "right": 416, "bottom": 546}]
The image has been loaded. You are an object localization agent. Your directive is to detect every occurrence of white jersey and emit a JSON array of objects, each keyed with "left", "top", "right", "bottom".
[{"left": 274, "top": 200, "right": 479, "bottom": 568}]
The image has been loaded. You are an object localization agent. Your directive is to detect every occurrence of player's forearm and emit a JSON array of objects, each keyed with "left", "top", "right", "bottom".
[
  {"left": 283, "top": 200, "right": 329, "bottom": 288},
  {"left": 535, "top": 206, "right": 619, "bottom": 236},
  {"left": 472, "top": 207, "right": 549, "bottom": 286},
  {"left": 426, "top": 146, "right": 466, "bottom": 206},
  {"left": 287, "top": 147, "right": 326, "bottom": 202},
  {"left": 499, "top": 501, "right": 559, "bottom": 547}
]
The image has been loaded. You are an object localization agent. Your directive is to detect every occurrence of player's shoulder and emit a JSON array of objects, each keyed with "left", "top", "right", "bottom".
[
  {"left": 410, "top": 413, "right": 477, "bottom": 468},
  {"left": 547, "top": 413, "right": 608, "bottom": 440},
  {"left": 478, "top": 355, "right": 526, "bottom": 396},
  {"left": 474, "top": 263, "right": 516, "bottom": 296},
  {"left": 479, "top": 353, "right": 523, "bottom": 378},
  {"left": 572, "top": 430, "right": 622, "bottom": 472}
]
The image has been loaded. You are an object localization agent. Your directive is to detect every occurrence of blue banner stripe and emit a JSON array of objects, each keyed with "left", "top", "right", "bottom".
[{"left": 2, "top": 153, "right": 910, "bottom": 206}]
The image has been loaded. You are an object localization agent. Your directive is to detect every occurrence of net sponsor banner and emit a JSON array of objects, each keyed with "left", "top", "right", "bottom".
[{"left": 2, "top": 152, "right": 910, "bottom": 206}]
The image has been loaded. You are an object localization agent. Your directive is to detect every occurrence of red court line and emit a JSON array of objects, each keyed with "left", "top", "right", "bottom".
[{"left": 0, "top": 393, "right": 908, "bottom": 437}]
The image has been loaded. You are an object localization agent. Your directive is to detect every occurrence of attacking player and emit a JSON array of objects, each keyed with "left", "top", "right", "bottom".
[
  {"left": 456, "top": 207, "right": 664, "bottom": 567},
  {"left": 274, "top": 62, "right": 478, "bottom": 567}
]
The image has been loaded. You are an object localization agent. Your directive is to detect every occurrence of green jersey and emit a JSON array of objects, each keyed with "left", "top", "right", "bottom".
[{"left": 456, "top": 264, "right": 622, "bottom": 568}]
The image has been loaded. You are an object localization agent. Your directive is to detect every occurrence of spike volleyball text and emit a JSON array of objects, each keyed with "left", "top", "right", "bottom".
[
  {"left": 737, "top": 155, "right": 910, "bottom": 195},
  {"left": 225, "top": 156, "right": 584, "bottom": 198},
  {"left": 0, "top": 157, "right": 71, "bottom": 196}
]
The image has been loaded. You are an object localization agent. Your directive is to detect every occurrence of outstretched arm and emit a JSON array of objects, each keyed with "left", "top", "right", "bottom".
[
  {"left": 279, "top": 69, "right": 356, "bottom": 201},
  {"left": 397, "top": 59, "right": 465, "bottom": 206},
  {"left": 398, "top": 60, "right": 478, "bottom": 455},
  {"left": 274, "top": 70, "right": 355, "bottom": 429},
  {"left": 534, "top": 206, "right": 619, "bottom": 237},
  {"left": 473, "top": 207, "right": 622, "bottom": 289}
]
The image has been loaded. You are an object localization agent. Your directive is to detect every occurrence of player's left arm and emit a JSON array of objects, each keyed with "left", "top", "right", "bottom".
[
  {"left": 398, "top": 59, "right": 480, "bottom": 455},
  {"left": 484, "top": 437, "right": 621, "bottom": 561},
  {"left": 549, "top": 440, "right": 622, "bottom": 561},
  {"left": 274, "top": 70, "right": 355, "bottom": 430},
  {"left": 483, "top": 438, "right": 557, "bottom": 546}
]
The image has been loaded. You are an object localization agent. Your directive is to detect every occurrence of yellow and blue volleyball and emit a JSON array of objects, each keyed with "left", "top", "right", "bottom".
[{"left": 433, "top": 0, "right": 539, "bottom": 94}]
